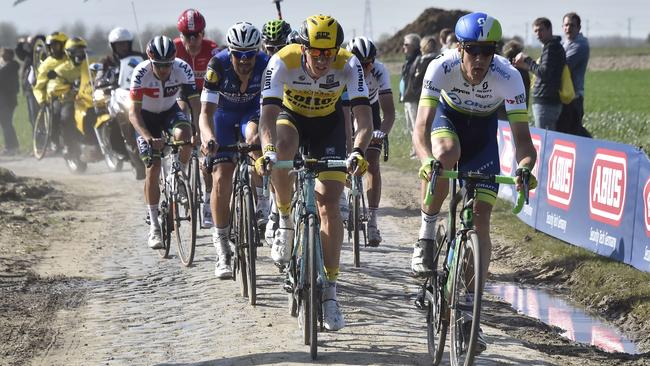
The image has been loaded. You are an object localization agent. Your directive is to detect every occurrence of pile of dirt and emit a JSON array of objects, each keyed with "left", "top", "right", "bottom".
[{"left": 378, "top": 7, "right": 469, "bottom": 55}]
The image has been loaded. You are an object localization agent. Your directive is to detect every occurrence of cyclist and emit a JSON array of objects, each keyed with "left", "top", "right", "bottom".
[
  {"left": 256, "top": 15, "right": 373, "bottom": 331},
  {"left": 199, "top": 22, "right": 269, "bottom": 279},
  {"left": 32, "top": 31, "right": 69, "bottom": 152},
  {"left": 129, "top": 36, "right": 200, "bottom": 249},
  {"left": 345, "top": 36, "right": 395, "bottom": 246},
  {"left": 261, "top": 19, "right": 292, "bottom": 56},
  {"left": 174, "top": 8, "right": 219, "bottom": 228},
  {"left": 410, "top": 13, "right": 537, "bottom": 352},
  {"left": 99, "top": 27, "right": 145, "bottom": 73},
  {"left": 260, "top": 18, "right": 292, "bottom": 243}
]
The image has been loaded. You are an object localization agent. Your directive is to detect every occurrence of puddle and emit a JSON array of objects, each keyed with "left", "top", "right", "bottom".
[{"left": 486, "top": 282, "right": 640, "bottom": 354}]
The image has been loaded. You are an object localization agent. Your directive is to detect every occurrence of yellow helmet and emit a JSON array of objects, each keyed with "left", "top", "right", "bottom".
[
  {"left": 46, "top": 31, "right": 68, "bottom": 45},
  {"left": 64, "top": 37, "right": 88, "bottom": 64},
  {"left": 299, "top": 14, "right": 344, "bottom": 49},
  {"left": 64, "top": 37, "right": 87, "bottom": 51}
]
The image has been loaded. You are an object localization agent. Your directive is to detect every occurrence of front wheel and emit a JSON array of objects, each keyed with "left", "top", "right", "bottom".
[
  {"left": 351, "top": 192, "right": 361, "bottom": 268},
  {"left": 32, "top": 104, "right": 52, "bottom": 160},
  {"left": 449, "top": 231, "right": 483, "bottom": 366},
  {"left": 244, "top": 188, "right": 258, "bottom": 305},
  {"left": 427, "top": 223, "right": 449, "bottom": 364},
  {"left": 174, "top": 176, "right": 196, "bottom": 266},
  {"left": 308, "top": 214, "right": 320, "bottom": 360}
]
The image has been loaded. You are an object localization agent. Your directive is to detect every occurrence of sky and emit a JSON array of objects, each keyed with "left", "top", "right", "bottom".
[{"left": 5, "top": 0, "right": 650, "bottom": 44}]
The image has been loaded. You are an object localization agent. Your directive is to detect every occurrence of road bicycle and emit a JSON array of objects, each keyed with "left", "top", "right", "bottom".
[
  {"left": 206, "top": 141, "right": 262, "bottom": 305},
  {"left": 416, "top": 160, "right": 529, "bottom": 366},
  {"left": 346, "top": 135, "right": 389, "bottom": 267},
  {"left": 148, "top": 139, "right": 196, "bottom": 266},
  {"left": 32, "top": 99, "right": 53, "bottom": 160},
  {"left": 274, "top": 157, "right": 347, "bottom": 360},
  {"left": 187, "top": 145, "right": 206, "bottom": 230}
]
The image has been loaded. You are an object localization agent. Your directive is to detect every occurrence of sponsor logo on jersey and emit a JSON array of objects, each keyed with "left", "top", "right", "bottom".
[
  {"left": 285, "top": 89, "right": 336, "bottom": 110},
  {"left": 205, "top": 69, "right": 219, "bottom": 83},
  {"left": 319, "top": 81, "right": 340, "bottom": 90},
  {"left": 506, "top": 93, "right": 526, "bottom": 105},
  {"left": 589, "top": 149, "right": 627, "bottom": 226},
  {"left": 178, "top": 61, "right": 194, "bottom": 81},
  {"left": 423, "top": 80, "right": 439, "bottom": 92},
  {"left": 490, "top": 64, "right": 511, "bottom": 80},
  {"left": 356, "top": 64, "right": 365, "bottom": 92},
  {"left": 643, "top": 177, "right": 650, "bottom": 237},
  {"left": 134, "top": 67, "right": 147, "bottom": 85},
  {"left": 451, "top": 87, "right": 470, "bottom": 95},
  {"left": 326, "top": 74, "right": 335, "bottom": 84},
  {"left": 499, "top": 128, "right": 514, "bottom": 175},
  {"left": 546, "top": 140, "right": 576, "bottom": 210},
  {"left": 164, "top": 85, "right": 180, "bottom": 97},
  {"left": 263, "top": 69, "right": 273, "bottom": 90}
]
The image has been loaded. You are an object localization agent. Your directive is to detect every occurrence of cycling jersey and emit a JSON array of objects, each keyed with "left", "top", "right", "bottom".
[
  {"left": 261, "top": 44, "right": 369, "bottom": 117},
  {"left": 33, "top": 56, "right": 68, "bottom": 104},
  {"left": 173, "top": 38, "right": 218, "bottom": 90},
  {"left": 129, "top": 58, "right": 199, "bottom": 113},
  {"left": 365, "top": 60, "right": 392, "bottom": 104},
  {"left": 419, "top": 49, "right": 528, "bottom": 123},
  {"left": 201, "top": 49, "right": 269, "bottom": 111}
]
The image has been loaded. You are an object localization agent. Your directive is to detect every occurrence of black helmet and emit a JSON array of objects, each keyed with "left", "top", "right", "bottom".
[{"left": 146, "top": 35, "right": 176, "bottom": 63}]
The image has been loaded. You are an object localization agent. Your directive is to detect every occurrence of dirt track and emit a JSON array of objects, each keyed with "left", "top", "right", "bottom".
[{"left": 1, "top": 155, "right": 648, "bottom": 365}]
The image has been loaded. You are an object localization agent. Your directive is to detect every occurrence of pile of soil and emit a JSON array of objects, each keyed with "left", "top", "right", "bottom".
[{"left": 378, "top": 7, "right": 469, "bottom": 55}]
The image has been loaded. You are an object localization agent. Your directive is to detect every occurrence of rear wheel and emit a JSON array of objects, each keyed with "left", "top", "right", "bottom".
[
  {"left": 449, "top": 231, "right": 483, "bottom": 366},
  {"left": 33, "top": 105, "right": 51, "bottom": 160},
  {"left": 174, "top": 176, "right": 196, "bottom": 266}
]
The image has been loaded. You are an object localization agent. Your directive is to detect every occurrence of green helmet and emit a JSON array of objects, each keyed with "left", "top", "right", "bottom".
[{"left": 262, "top": 19, "right": 292, "bottom": 45}]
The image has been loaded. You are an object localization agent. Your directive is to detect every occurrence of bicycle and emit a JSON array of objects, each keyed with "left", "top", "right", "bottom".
[
  {"left": 273, "top": 157, "right": 348, "bottom": 360},
  {"left": 187, "top": 144, "right": 205, "bottom": 230},
  {"left": 205, "top": 141, "right": 262, "bottom": 305},
  {"left": 32, "top": 100, "right": 53, "bottom": 160},
  {"left": 149, "top": 139, "right": 197, "bottom": 266},
  {"left": 416, "top": 160, "right": 529, "bottom": 366},
  {"left": 346, "top": 135, "right": 389, "bottom": 267}
]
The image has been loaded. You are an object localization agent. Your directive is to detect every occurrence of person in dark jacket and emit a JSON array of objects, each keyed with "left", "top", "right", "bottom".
[
  {"left": 557, "top": 12, "right": 591, "bottom": 137},
  {"left": 498, "top": 39, "right": 530, "bottom": 121},
  {"left": 514, "top": 17, "right": 565, "bottom": 131},
  {"left": 400, "top": 33, "right": 421, "bottom": 158},
  {"left": 0, "top": 48, "right": 20, "bottom": 155},
  {"left": 15, "top": 35, "right": 43, "bottom": 130}
]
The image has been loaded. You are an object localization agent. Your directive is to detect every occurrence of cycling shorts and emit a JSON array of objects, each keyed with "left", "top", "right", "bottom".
[
  {"left": 135, "top": 103, "right": 191, "bottom": 158},
  {"left": 430, "top": 98, "right": 500, "bottom": 205},
  {"left": 368, "top": 101, "right": 382, "bottom": 152},
  {"left": 277, "top": 105, "right": 347, "bottom": 183},
  {"left": 211, "top": 108, "right": 260, "bottom": 164}
]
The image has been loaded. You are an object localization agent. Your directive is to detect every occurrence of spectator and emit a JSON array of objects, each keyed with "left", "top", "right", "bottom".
[
  {"left": 0, "top": 48, "right": 20, "bottom": 155},
  {"left": 445, "top": 32, "right": 459, "bottom": 50},
  {"left": 412, "top": 36, "right": 438, "bottom": 111},
  {"left": 14, "top": 35, "right": 42, "bottom": 130},
  {"left": 514, "top": 17, "right": 565, "bottom": 131},
  {"left": 400, "top": 33, "right": 421, "bottom": 158},
  {"left": 438, "top": 28, "right": 452, "bottom": 52},
  {"left": 498, "top": 39, "right": 531, "bottom": 120},
  {"left": 557, "top": 12, "right": 591, "bottom": 137}
]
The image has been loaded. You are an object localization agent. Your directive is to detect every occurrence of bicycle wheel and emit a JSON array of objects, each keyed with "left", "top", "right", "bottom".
[
  {"left": 173, "top": 176, "right": 196, "bottom": 266},
  {"left": 300, "top": 215, "right": 310, "bottom": 346},
  {"left": 189, "top": 154, "right": 203, "bottom": 228},
  {"left": 33, "top": 104, "right": 51, "bottom": 160},
  {"left": 243, "top": 187, "right": 258, "bottom": 305},
  {"left": 352, "top": 191, "right": 361, "bottom": 268},
  {"left": 449, "top": 230, "right": 483, "bottom": 366},
  {"left": 158, "top": 197, "right": 172, "bottom": 259},
  {"left": 427, "top": 223, "right": 449, "bottom": 365},
  {"left": 308, "top": 213, "right": 319, "bottom": 360},
  {"left": 235, "top": 190, "right": 248, "bottom": 298}
]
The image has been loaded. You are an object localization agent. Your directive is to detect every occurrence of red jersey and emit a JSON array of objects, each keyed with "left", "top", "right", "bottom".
[{"left": 173, "top": 38, "right": 218, "bottom": 90}]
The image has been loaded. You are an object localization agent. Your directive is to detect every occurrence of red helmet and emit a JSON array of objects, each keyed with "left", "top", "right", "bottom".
[{"left": 177, "top": 9, "right": 206, "bottom": 33}]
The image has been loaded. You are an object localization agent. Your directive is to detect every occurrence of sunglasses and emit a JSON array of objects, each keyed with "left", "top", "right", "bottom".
[
  {"left": 305, "top": 47, "right": 337, "bottom": 59},
  {"left": 230, "top": 49, "right": 257, "bottom": 59},
  {"left": 182, "top": 32, "right": 201, "bottom": 39},
  {"left": 152, "top": 61, "right": 173, "bottom": 69},
  {"left": 463, "top": 44, "right": 496, "bottom": 57}
]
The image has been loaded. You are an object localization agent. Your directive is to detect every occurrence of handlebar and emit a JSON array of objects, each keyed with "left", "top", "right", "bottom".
[
  {"left": 203, "top": 141, "right": 262, "bottom": 173},
  {"left": 423, "top": 160, "right": 530, "bottom": 214}
]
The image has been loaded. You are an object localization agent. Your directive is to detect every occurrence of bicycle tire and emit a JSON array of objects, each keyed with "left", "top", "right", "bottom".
[
  {"left": 32, "top": 105, "right": 51, "bottom": 160},
  {"left": 301, "top": 214, "right": 310, "bottom": 346},
  {"left": 449, "top": 230, "right": 483, "bottom": 366},
  {"left": 158, "top": 197, "right": 172, "bottom": 259},
  {"left": 235, "top": 190, "right": 248, "bottom": 298},
  {"left": 427, "top": 224, "right": 449, "bottom": 365},
  {"left": 189, "top": 154, "right": 203, "bottom": 229},
  {"left": 174, "top": 176, "right": 196, "bottom": 266},
  {"left": 308, "top": 213, "right": 319, "bottom": 360},
  {"left": 352, "top": 192, "right": 361, "bottom": 268},
  {"left": 244, "top": 187, "right": 257, "bottom": 305}
]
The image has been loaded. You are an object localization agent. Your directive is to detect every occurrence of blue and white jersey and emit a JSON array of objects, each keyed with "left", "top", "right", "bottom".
[{"left": 200, "top": 49, "right": 270, "bottom": 111}]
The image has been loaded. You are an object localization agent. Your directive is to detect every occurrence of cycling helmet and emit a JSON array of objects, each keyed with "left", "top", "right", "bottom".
[
  {"left": 177, "top": 9, "right": 206, "bottom": 34},
  {"left": 226, "top": 22, "right": 261, "bottom": 50},
  {"left": 108, "top": 27, "right": 134, "bottom": 44},
  {"left": 46, "top": 31, "right": 68, "bottom": 45},
  {"left": 64, "top": 37, "right": 88, "bottom": 65},
  {"left": 346, "top": 36, "right": 376, "bottom": 63},
  {"left": 262, "top": 19, "right": 292, "bottom": 45},
  {"left": 455, "top": 12, "right": 502, "bottom": 43},
  {"left": 299, "top": 15, "right": 344, "bottom": 49},
  {"left": 287, "top": 30, "right": 301, "bottom": 45},
  {"left": 146, "top": 36, "right": 176, "bottom": 63}
]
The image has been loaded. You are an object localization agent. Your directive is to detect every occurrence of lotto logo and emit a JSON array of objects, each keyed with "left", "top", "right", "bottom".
[
  {"left": 546, "top": 140, "right": 576, "bottom": 210},
  {"left": 643, "top": 177, "right": 649, "bottom": 236},
  {"left": 589, "top": 149, "right": 627, "bottom": 226},
  {"left": 499, "top": 128, "right": 513, "bottom": 175}
]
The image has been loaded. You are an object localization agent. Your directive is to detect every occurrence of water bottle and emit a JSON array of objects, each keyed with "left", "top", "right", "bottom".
[
  {"left": 446, "top": 240, "right": 456, "bottom": 267},
  {"left": 445, "top": 238, "right": 457, "bottom": 299}
]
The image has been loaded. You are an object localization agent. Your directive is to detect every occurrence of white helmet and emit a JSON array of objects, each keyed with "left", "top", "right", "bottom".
[
  {"left": 226, "top": 22, "right": 261, "bottom": 50},
  {"left": 108, "top": 27, "right": 134, "bottom": 44},
  {"left": 346, "top": 36, "right": 377, "bottom": 62}
]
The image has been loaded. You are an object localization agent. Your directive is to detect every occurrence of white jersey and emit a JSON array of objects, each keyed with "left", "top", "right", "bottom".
[
  {"left": 129, "top": 58, "right": 198, "bottom": 113},
  {"left": 365, "top": 60, "right": 392, "bottom": 104},
  {"left": 420, "top": 49, "right": 528, "bottom": 122}
]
